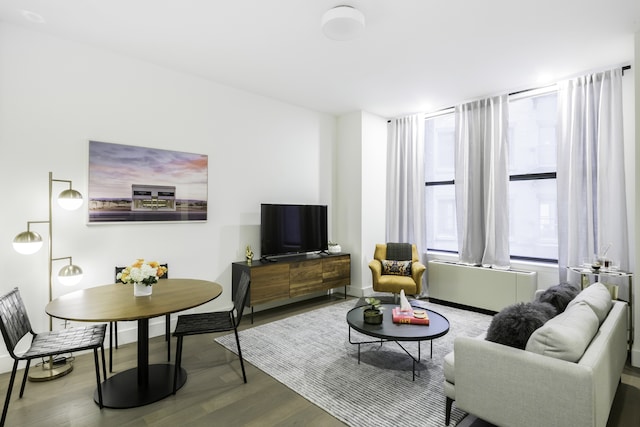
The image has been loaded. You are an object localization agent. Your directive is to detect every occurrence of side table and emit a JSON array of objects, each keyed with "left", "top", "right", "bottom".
[{"left": 568, "top": 266, "right": 633, "bottom": 348}]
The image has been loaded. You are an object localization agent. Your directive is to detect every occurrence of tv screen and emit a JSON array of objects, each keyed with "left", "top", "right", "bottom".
[{"left": 260, "top": 204, "right": 328, "bottom": 258}]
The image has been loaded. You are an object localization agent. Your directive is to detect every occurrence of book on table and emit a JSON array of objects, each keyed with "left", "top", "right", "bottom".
[{"left": 392, "top": 307, "right": 430, "bottom": 325}]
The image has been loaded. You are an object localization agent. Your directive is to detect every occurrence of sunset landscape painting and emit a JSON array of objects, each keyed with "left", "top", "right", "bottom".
[{"left": 88, "top": 140, "right": 208, "bottom": 223}]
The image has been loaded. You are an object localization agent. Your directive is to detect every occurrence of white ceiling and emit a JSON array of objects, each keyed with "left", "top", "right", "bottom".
[{"left": 0, "top": 0, "right": 638, "bottom": 118}]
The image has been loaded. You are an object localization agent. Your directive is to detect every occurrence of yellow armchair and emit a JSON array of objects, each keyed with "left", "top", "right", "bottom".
[{"left": 368, "top": 243, "right": 426, "bottom": 296}]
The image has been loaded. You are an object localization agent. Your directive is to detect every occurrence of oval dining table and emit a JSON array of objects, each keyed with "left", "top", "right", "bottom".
[{"left": 46, "top": 278, "right": 223, "bottom": 408}]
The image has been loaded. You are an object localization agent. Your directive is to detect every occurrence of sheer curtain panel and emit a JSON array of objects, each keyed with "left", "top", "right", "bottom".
[
  {"left": 386, "top": 115, "right": 426, "bottom": 259},
  {"left": 454, "top": 95, "right": 510, "bottom": 268},
  {"left": 557, "top": 68, "right": 629, "bottom": 281}
]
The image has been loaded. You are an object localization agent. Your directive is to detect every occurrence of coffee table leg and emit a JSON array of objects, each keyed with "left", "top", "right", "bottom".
[{"left": 349, "top": 327, "right": 361, "bottom": 364}]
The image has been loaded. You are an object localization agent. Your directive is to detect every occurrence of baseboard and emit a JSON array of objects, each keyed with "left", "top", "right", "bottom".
[{"left": 427, "top": 298, "right": 497, "bottom": 316}]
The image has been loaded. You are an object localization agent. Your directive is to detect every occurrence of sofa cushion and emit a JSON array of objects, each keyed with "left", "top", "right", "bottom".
[
  {"left": 566, "top": 282, "right": 612, "bottom": 324},
  {"left": 525, "top": 300, "right": 599, "bottom": 362},
  {"left": 381, "top": 259, "right": 412, "bottom": 276},
  {"left": 485, "top": 301, "right": 556, "bottom": 349},
  {"left": 536, "top": 282, "right": 579, "bottom": 314}
]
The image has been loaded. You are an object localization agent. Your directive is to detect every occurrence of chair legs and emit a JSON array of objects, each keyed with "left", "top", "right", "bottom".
[
  {"left": 109, "top": 322, "right": 117, "bottom": 372},
  {"left": 1, "top": 360, "right": 19, "bottom": 427},
  {"left": 100, "top": 346, "right": 107, "bottom": 381},
  {"left": 1, "top": 350, "right": 106, "bottom": 427},
  {"left": 172, "top": 336, "right": 184, "bottom": 394},
  {"left": 172, "top": 327, "right": 247, "bottom": 394},
  {"left": 93, "top": 349, "right": 104, "bottom": 409},
  {"left": 166, "top": 314, "right": 171, "bottom": 362},
  {"left": 19, "top": 360, "right": 31, "bottom": 398},
  {"left": 234, "top": 328, "right": 247, "bottom": 383}
]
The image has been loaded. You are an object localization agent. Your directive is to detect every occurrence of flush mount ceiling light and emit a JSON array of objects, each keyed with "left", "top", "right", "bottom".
[{"left": 321, "top": 5, "right": 365, "bottom": 41}]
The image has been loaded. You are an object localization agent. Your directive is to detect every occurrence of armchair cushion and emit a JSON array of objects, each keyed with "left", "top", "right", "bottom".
[
  {"left": 381, "top": 259, "right": 412, "bottom": 276},
  {"left": 385, "top": 242, "right": 413, "bottom": 261}
]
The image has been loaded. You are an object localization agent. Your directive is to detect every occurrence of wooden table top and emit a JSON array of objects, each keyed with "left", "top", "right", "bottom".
[{"left": 45, "top": 278, "right": 223, "bottom": 322}]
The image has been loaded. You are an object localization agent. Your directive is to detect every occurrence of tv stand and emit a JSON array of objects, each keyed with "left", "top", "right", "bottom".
[{"left": 232, "top": 253, "right": 350, "bottom": 322}]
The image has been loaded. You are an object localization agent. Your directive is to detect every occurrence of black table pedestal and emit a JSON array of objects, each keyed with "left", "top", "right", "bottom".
[{"left": 94, "top": 364, "right": 186, "bottom": 408}]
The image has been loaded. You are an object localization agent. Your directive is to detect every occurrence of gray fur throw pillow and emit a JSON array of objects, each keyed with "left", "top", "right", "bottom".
[
  {"left": 536, "top": 282, "right": 579, "bottom": 314},
  {"left": 486, "top": 301, "right": 557, "bottom": 349}
]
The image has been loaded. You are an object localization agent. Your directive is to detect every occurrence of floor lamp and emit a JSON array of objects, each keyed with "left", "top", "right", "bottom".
[{"left": 12, "top": 172, "right": 84, "bottom": 381}]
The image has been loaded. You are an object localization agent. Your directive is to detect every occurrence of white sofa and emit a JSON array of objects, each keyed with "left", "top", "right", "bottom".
[{"left": 443, "top": 283, "right": 628, "bottom": 427}]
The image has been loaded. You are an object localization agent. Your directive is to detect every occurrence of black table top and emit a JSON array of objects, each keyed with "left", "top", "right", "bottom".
[{"left": 346, "top": 303, "right": 450, "bottom": 341}]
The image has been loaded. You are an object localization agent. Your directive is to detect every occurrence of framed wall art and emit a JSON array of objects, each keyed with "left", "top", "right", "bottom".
[{"left": 88, "top": 140, "right": 208, "bottom": 223}]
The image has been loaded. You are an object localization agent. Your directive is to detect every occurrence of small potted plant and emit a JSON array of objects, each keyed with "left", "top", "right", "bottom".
[
  {"left": 328, "top": 241, "right": 342, "bottom": 254},
  {"left": 363, "top": 297, "right": 383, "bottom": 324}
]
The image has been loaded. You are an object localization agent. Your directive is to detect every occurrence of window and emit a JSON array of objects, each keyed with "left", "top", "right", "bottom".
[
  {"left": 424, "top": 90, "right": 559, "bottom": 262},
  {"left": 424, "top": 111, "right": 457, "bottom": 252},
  {"left": 508, "top": 91, "right": 558, "bottom": 261}
]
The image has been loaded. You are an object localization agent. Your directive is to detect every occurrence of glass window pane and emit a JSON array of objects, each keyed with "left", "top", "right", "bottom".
[
  {"left": 425, "top": 113, "right": 455, "bottom": 182},
  {"left": 425, "top": 112, "right": 457, "bottom": 252},
  {"left": 509, "top": 179, "right": 558, "bottom": 259},
  {"left": 509, "top": 92, "right": 557, "bottom": 175},
  {"left": 426, "top": 185, "right": 458, "bottom": 251}
]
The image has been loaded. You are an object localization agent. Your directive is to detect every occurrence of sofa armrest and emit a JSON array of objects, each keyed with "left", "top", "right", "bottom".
[{"left": 454, "top": 337, "right": 596, "bottom": 427}]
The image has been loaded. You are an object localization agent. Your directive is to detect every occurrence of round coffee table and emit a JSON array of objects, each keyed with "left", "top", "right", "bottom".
[{"left": 346, "top": 303, "right": 450, "bottom": 380}]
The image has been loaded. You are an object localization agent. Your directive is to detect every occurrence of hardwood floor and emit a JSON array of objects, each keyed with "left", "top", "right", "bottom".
[{"left": 1, "top": 295, "right": 638, "bottom": 426}]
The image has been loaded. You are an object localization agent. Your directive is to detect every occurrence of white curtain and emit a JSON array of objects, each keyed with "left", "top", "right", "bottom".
[
  {"left": 454, "top": 95, "right": 510, "bottom": 268},
  {"left": 386, "top": 115, "right": 426, "bottom": 255},
  {"left": 557, "top": 68, "right": 628, "bottom": 281}
]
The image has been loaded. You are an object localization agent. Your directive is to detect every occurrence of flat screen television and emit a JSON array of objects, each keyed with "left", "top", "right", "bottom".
[{"left": 260, "top": 203, "right": 328, "bottom": 259}]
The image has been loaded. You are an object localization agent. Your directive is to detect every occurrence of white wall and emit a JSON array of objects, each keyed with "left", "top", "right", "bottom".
[
  {"left": 0, "top": 23, "right": 336, "bottom": 372},
  {"left": 335, "top": 112, "right": 363, "bottom": 294},
  {"left": 361, "top": 112, "right": 388, "bottom": 293},
  {"left": 335, "top": 111, "right": 387, "bottom": 297}
]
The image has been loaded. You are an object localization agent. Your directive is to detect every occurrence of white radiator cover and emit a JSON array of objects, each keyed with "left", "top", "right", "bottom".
[{"left": 428, "top": 260, "right": 537, "bottom": 312}]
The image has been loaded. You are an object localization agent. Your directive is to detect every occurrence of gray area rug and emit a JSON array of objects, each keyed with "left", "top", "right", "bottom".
[{"left": 215, "top": 299, "right": 492, "bottom": 427}]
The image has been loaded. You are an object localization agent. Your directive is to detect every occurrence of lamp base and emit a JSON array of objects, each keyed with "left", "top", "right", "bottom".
[{"left": 28, "top": 360, "right": 73, "bottom": 382}]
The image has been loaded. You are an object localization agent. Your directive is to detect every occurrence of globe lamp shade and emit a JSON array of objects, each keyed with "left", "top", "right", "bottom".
[
  {"left": 57, "top": 189, "right": 83, "bottom": 211},
  {"left": 58, "top": 264, "right": 83, "bottom": 286},
  {"left": 13, "top": 231, "right": 44, "bottom": 254}
]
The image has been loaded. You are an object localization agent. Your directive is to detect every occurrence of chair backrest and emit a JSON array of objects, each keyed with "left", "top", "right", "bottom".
[
  {"left": 233, "top": 271, "right": 251, "bottom": 327},
  {"left": 0, "top": 288, "right": 33, "bottom": 359},
  {"left": 115, "top": 264, "right": 169, "bottom": 283},
  {"left": 374, "top": 243, "right": 418, "bottom": 262}
]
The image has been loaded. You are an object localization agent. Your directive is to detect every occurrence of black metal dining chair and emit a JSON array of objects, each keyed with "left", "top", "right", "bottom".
[
  {"left": 172, "top": 271, "right": 251, "bottom": 394},
  {"left": 110, "top": 264, "right": 169, "bottom": 372},
  {"left": 0, "top": 287, "right": 107, "bottom": 427}
]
